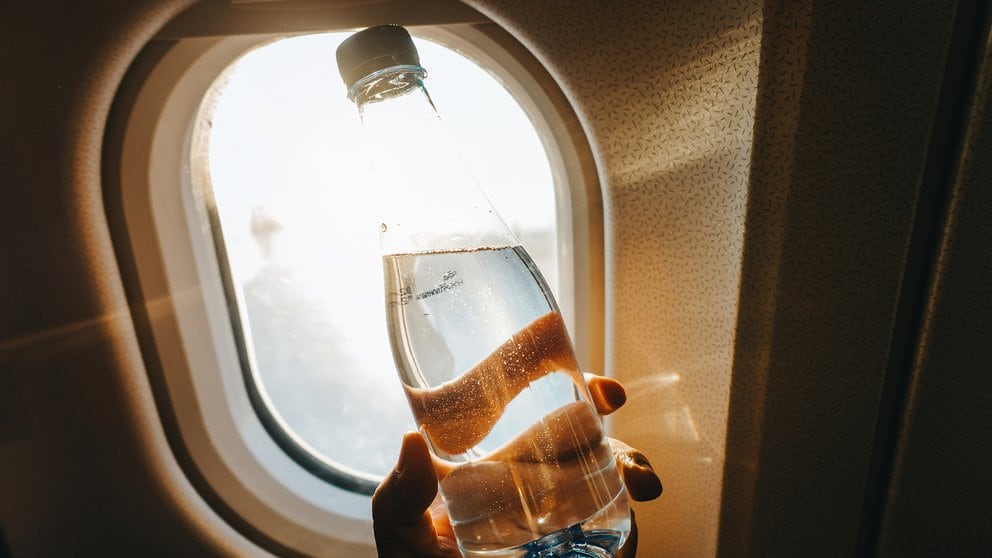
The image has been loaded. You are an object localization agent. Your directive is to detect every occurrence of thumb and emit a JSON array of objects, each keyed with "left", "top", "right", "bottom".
[{"left": 373, "top": 431, "right": 439, "bottom": 527}]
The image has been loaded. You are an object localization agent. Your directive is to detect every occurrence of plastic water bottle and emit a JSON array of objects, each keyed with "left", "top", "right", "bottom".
[{"left": 336, "top": 25, "right": 630, "bottom": 557}]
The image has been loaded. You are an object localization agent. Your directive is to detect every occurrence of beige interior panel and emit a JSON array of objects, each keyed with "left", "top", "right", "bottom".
[
  {"left": 464, "top": 2, "right": 762, "bottom": 554},
  {"left": 721, "top": 2, "right": 967, "bottom": 556},
  {"left": 0, "top": 1, "right": 263, "bottom": 555}
]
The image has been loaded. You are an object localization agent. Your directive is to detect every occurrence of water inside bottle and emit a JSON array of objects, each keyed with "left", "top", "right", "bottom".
[{"left": 384, "top": 246, "right": 629, "bottom": 556}]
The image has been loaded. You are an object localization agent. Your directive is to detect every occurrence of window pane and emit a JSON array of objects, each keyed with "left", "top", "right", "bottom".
[{"left": 201, "top": 32, "right": 558, "bottom": 480}]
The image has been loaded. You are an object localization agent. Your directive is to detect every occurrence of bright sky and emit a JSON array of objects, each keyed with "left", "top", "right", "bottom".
[{"left": 203, "top": 32, "right": 559, "bottom": 475}]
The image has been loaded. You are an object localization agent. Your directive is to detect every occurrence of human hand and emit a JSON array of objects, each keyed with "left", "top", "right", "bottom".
[{"left": 372, "top": 374, "right": 662, "bottom": 557}]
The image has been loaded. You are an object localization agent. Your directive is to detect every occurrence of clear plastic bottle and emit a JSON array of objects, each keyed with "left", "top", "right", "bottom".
[{"left": 336, "top": 25, "right": 630, "bottom": 557}]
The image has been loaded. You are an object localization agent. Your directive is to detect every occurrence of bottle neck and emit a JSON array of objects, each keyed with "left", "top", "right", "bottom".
[
  {"left": 350, "top": 65, "right": 433, "bottom": 113},
  {"left": 348, "top": 66, "right": 518, "bottom": 256},
  {"left": 351, "top": 67, "right": 443, "bottom": 156}
]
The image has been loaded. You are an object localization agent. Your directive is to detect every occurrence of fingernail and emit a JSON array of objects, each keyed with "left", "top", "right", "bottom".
[
  {"left": 631, "top": 452, "right": 651, "bottom": 469},
  {"left": 632, "top": 466, "right": 663, "bottom": 501},
  {"left": 593, "top": 379, "right": 627, "bottom": 412},
  {"left": 606, "top": 382, "right": 627, "bottom": 410}
]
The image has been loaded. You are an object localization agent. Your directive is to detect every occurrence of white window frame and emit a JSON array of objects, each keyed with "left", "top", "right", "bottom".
[{"left": 112, "top": 22, "right": 602, "bottom": 556}]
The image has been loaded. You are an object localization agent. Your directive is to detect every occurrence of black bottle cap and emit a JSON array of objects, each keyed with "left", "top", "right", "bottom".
[{"left": 336, "top": 24, "right": 421, "bottom": 91}]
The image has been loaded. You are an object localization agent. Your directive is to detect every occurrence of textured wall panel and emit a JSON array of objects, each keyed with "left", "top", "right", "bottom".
[
  {"left": 0, "top": 0, "right": 259, "bottom": 555},
  {"left": 721, "top": 2, "right": 958, "bottom": 556},
  {"left": 469, "top": 1, "right": 762, "bottom": 555}
]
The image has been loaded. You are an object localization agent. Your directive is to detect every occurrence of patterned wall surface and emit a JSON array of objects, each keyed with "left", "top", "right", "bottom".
[
  {"left": 470, "top": 1, "right": 974, "bottom": 556},
  {"left": 468, "top": 1, "right": 762, "bottom": 555},
  {"left": 721, "top": 2, "right": 960, "bottom": 556}
]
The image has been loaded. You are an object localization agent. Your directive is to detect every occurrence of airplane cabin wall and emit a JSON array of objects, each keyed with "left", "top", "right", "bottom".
[
  {"left": 721, "top": 2, "right": 992, "bottom": 555},
  {"left": 2, "top": 0, "right": 990, "bottom": 556},
  {"left": 0, "top": 0, "right": 259, "bottom": 556},
  {"left": 466, "top": 1, "right": 762, "bottom": 555}
]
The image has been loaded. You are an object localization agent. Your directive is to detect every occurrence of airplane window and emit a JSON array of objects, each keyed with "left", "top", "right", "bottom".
[{"left": 194, "top": 32, "right": 560, "bottom": 492}]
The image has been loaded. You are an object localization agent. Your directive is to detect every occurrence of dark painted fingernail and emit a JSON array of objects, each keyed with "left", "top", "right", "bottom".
[
  {"left": 631, "top": 452, "right": 652, "bottom": 469},
  {"left": 631, "top": 466, "right": 663, "bottom": 501},
  {"left": 592, "top": 379, "right": 627, "bottom": 412}
]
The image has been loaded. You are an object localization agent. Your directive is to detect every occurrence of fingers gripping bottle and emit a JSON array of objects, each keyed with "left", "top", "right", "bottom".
[{"left": 336, "top": 25, "right": 631, "bottom": 557}]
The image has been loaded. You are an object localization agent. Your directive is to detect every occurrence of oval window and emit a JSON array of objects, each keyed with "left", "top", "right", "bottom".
[{"left": 196, "top": 32, "right": 560, "bottom": 491}]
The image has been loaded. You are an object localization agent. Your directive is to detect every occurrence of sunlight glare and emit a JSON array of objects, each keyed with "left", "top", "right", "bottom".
[{"left": 204, "top": 31, "right": 558, "bottom": 477}]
